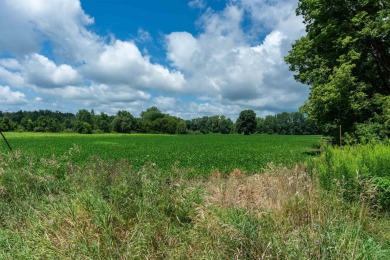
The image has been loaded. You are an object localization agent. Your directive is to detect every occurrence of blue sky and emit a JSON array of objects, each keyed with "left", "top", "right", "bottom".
[{"left": 0, "top": 0, "right": 308, "bottom": 119}]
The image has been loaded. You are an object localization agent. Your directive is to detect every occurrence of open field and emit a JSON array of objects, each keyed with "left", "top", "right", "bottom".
[{"left": 2, "top": 133, "right": 321, "bottom": 175}]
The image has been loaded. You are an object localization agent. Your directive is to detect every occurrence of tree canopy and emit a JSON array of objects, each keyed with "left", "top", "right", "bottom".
[
  {"left": 236, "top": 110, "right": 257, "bottom": 135},
  {"left": 0, "top": 109, "right": 318, "bottom": 136},
  {"left": 285, "top": 0, "right": 390, "bottom": 141}
]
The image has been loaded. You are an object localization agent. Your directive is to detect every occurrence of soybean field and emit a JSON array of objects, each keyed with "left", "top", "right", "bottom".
[{"left": 2, "top": 133, "right": 320, "bottom": 175}]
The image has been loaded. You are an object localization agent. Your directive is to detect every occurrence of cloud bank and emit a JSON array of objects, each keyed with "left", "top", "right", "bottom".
[{"left": 0, "top": 0, "right": 308, "bottom": 119}]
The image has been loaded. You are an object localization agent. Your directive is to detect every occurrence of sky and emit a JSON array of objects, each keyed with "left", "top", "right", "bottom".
[{"left": 0, "top": 0, "right": 308, "bottom": 119}]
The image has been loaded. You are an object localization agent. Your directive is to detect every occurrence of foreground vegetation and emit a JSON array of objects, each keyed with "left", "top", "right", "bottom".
[
  {"left": 0, "top": 134, "right": 389, "bottom": 258},
  {"left": 308, "top": 143, "right": 390, "bottom": 211}
]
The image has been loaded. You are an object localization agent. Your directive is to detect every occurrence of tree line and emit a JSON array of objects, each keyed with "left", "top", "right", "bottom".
[{"left": 0, "top": 108, "right": 318, "bottom": 135}]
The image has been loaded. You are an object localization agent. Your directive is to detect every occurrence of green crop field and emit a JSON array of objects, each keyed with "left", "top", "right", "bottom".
[{"left": 1, "top": 133, "right": 320, "bottom": 175}]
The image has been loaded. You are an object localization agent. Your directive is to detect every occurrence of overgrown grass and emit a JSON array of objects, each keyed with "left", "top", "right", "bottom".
[
  {"left": 308, "top": 144, "right": 390, "bottom": 211},
  {"left": 0, "top": 147, "right": 388, "bottom": 259}
]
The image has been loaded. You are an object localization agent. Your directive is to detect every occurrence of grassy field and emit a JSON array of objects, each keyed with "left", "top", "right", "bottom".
[
  {"left": 1, "top": 132, "right": 320, "bottom": 175},
  {"left": 0, "top": 133, "right": 389, "bottom": 258}
]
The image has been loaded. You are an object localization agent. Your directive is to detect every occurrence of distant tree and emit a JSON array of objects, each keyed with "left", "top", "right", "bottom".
[
  {"left": 236, "top": 110, "right": 257, "bottom": 135},
  {"left": 47, "top": 118, "right": 61, "bottom": 132},
  {"left": 209, "top": 116, "right": 220, "bottom": 133},
  {"left": 95, "top": 112, "right": 112, "bottom": 133},
  {"left": 111, "top": 110, "right": 136, "bottom": 133},
  {"left": 219, "top": 116, "right": 233, "bottom": 134},
  {"left": 140, "top": 107, "right": 165, "bottom": 122},
  {"left": 20, "top": 117, "right": 34, "bottom": 132},
  {"left": 176, "top": 121, "right": 187, "bottom": 134},
  {"left": 35, "top": 116, "right": 48, "bottom": 132},
  {"left": 62, "top": 118, "right": 74, "bottom": 132},
  {"left": 135, "top": 119, "right": 152, "bottom": 133},
  {"left": 256, "top": 117, "right": 264, "bottom": 133},
  {"left": 152, "top": 116, "right": 178, "bottom": 134},
  {"left": 76, "top": 109, "right": 93, "bottom": 126},
  {"left": 75, "top": 122, "right": 92, "bottom": 134},
  {"left": 0, "top": 117, "right": 15, "bottom": 131},
  {"left": 258, "top": 112, "right": 318, "bottom": 135},
  {"left": 198, "top": 116, "right": 211, "bottom": 134}
]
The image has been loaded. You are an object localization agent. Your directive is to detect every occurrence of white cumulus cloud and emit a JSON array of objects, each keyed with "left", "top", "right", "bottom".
[
  {"left": 0, "top": 0, "right": 308, "bottom": 118},
  {"left": 0, "top": 85, "right": 28, "bottom": 105},
  {"left": 84, "top": 40, "right": 186, "bottom": 92},
  {"left": 0, "top": 0, "right": 102, "bottom": 62},
  {"left": 22, "top": 54, "right": 82, "bottom": 88},
  {"left": 166, "top": 0, "right": 308, "bottom": 113}
]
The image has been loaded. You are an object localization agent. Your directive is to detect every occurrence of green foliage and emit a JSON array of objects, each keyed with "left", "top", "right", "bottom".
[
  {"left": 176, "top": 121, "right": 187, "bottom": 134},
  {"left": 76, "top": 122, "right": 92, "bottom": 134},
  {"left": 308, "top": 144, "right": 390, "bottom": 211},
  {"left": 0, "top": 150, "right": 203, "bottom": 259},
  {"left": 0, "top": 108, "right": 320, "bottom": 136},
  {"left": 0, "top": 117, "right": 15, "bottom": 131},
  {"left": 140, "top": 106, "right": 165, "bottom": 122},
  {"left": 186, "top": 115, "right": 233, "bottom": 134},
  {"left": 152, "top": 116, "right": 179, "bottom": 134},
  {"left": 286, "top": 0, "right": 390, "bottom": 140},
  {"left": 0, "top": 149, "right": 388, "bottom": 258},
  {"left": 236, "top": 110, "right": 257, "bottom": 135},
  {"left": 258, "top": 112, "right": 317, "bottom": 135},
  {"left": 95, "top": 112, "right": 112, "bottom": 133},
  {"left": 111, "top": 110, "right": 136, "bottom": 133},
  {"left": 3, "top": 133, "right": 320, "bottom": 175}
]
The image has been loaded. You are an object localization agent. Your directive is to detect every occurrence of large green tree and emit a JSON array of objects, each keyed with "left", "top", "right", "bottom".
[
  {"left": 285, "top": 0, "right": 390, "bottom": 140},
  {"left": 236, "top": 110, "right": 257, "bottom": 135},
  {"left": 111, "top": 110, "right": 136, "bottom": 133}
]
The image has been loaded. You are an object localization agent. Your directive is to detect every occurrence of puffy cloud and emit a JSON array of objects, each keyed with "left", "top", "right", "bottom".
[
  {"left": 153, "top": 96, "right": 178, "bottom": 110},
  {"left": 0, "top": 0, "right": 308, "bottom": 118},
  {"left": 0, "top": 0, "right": 185, "bottom": 94},
  {"left": 0, "top": 0, "right": 102, "bottom": 62},
  {"left": 188, "top": 0, "right": 206, "bottom": 9},
  {"left": 0, "top": 85, "right": 28, "bottom": 105},
  {"left": 166, "top": 32, "right": 200, "bottom": 72},
  {"left": 239, "top": 0, "right": 302, "bottom": 32},
  {"left": 0, "top": 66, "right": 25, "bottom": 87},
  {"left": 21, "top": 54, "right": 82, "bottom": 88},
  {"left": 39, "top": 84, "right": 151, "bottom": 103},
  {"left": 0, "top": 55, "right": 82, "bottom": 89},
  {"left": 0, "top": 58, "right": 21, "bottom": 70},
  {"left": 84, "top": 40, "right": 186, "bottom": 92},
  {"left": 166, "top": 0, "right": 308, "bottom": 113}
]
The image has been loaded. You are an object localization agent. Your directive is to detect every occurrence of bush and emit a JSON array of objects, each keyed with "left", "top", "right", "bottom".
[{"left": 308, "top": 144, "right": 390, "bottom": 211}]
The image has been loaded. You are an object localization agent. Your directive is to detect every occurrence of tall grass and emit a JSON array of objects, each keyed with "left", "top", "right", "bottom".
[
  {"left": 308, "top": 144, "right": 390, "bottom": 211},
  {"left": 0, "top": 147, "right": 389, "bottom": 258}
]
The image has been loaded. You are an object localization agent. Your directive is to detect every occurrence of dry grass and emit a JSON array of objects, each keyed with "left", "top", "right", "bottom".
[{"left": 205, "top": 163, "right": 313, "bottom": 211}]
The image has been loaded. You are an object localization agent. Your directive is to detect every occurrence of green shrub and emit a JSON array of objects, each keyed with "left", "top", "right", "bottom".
[{"left": 308, "top": 144, "right": 390, "bottom": 211}]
